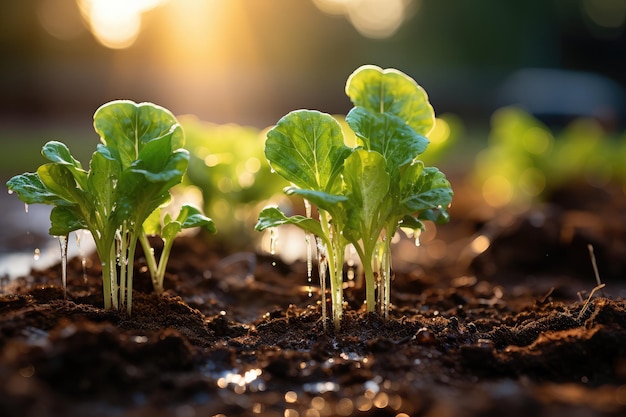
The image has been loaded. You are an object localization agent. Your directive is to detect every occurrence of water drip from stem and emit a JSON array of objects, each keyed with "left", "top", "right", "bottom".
[
  {"left": 57, "top": 235, "right": 68, "bottom": 300},
  {"left": 304, "top": 199, "right": 313, "bottom": 297}
]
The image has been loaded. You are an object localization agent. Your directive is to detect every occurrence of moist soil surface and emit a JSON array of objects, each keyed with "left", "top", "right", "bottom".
[{"left": 1, "top": 181, "right": 626, "bottom": 417}]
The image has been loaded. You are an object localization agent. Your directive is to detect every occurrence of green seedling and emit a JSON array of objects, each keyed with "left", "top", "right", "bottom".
[
  {"left": 256, "top": 65, "right": 453, "bottom": 330},
  {"left": 141, "top": 203, "right": 215, "bottom": 294},
  {"left": 6, "top": 100, "right": 215, "bottom": 314}
]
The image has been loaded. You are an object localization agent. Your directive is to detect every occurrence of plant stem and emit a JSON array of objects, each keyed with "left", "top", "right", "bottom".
[
  {"left": 319, "top": 210, "right": 345, "bottom": 331},
  {"left": 119, "top": 224, "right": 128, "bottom": 311},
  {"left": 139, "top": 232, "right": 160, "bottom": 292},
  {"left": 125, "top": 232, "right": 138, "bottom": 315},
  {"left": 155, "top": 238, "right": 174, "bottom": 295}
]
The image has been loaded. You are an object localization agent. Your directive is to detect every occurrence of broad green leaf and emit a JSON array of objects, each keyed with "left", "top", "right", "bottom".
[
  {"left": 400, "top": 166, "right": 453, "bottom": 213},
  {"left": 177, "top": 204, "right": 216, "bottom": 233},
  {"left": 6, "top": 172, "right": 66, "bottom": 205},
  {"left": 346, "top": 107, "right": 429, "bottom": 173},
  {"left": 342, "top": 150, "right": 390, "bottom": 242},
  {"left": 115, "top": 142, "right": 189, "bottom": 225},
  {"left": 93, "top": 100, "right": 184, "bottom": 169},
  {"left": 42, "top": 141, "right": 88, "bottom": 189},
  {"left": 255, "top": 206, "right": 327, "bottom": 244},
  {"left": 161, "top": 221, "right": 183, "bottom": 243},
  {"left": 285, "top": 187, "right": 347, "bottom": 213},
  {"left": 399, "top": 214, "right": 424, "bottom": 231},
  {"left": 399, "top": 160, "right": 424, "bottom": 195},
  {"left": 345, "top": 65, "right": 435, "bottom": 136},
  {"left": 88, "top": 149, "right": 120, "bottom": 219},
  {"left": 265, "top": 110, "right": 351, "bottom": 192},
  {"left": 49, "top": 205, "right": 87, "bottom": 236},
  {"left": 131, "top": 132, "right": 189, "bottom": 183},
  {"left": 37, "top": 164, "right": 83, "bottom": 205}
]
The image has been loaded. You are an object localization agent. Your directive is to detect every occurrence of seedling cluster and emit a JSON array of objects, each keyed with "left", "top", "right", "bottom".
[
  {"left": 5, "top": 66, "right": 453, "bottom": 330},
  {"left": 256, "top": 65, "right": 453, "bottom": 330},
  {"left": 6, "top": 100, "right": 215, "bottom": 314}
]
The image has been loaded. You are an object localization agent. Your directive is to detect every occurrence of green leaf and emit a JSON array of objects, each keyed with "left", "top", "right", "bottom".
[
  {"left": 400, "top": 165, "right": 453, "bottom": 214},
  {"left": 345, "top": 65, "right": 435, "bottom": 136},
  {"left": 161, "top": 221, "right": 183, "bottom": 243},
  {"left": 131, "top": 133, "right": 189, "bottom": 183},
  {"left": 88, "top": 149, "right": 121, "bottom": 218},
  {"left": 265, "top": 110, "right": 352, "bottom": 192},
  {"left": 49, "top": 205, "right": 87, "bottom": 236},
  {"left": 148, "top": 204, "right": 215, "bottom": 245},
  {"left": 42, "top": 141, "right": 88, "bottom": 189},
  {"left": 399, "top": 214, "right": 424, "bottom": 231},
  {"left": 346, "top": 107, "right": 429, "bottom": 173},
  {"left": 6, "top": 172, "right": 66, "bottom": 205},
  {"left": 342, "top": 150, "right": 390, "bottom": 242},
  {"left": 255, "top": 206, "right": 327, "bottom": 243},
  {"left": 284, "top": 187, "right": 347, "bottom": 213},
  {"left": 93, "top": 100, "right": 184, "bottom": 169},
  {"left": 116, "top": 148, "right": 189, "bottom": 225},
  {"left": 37, "top": 164, "right": 83, "bottom": 205}
]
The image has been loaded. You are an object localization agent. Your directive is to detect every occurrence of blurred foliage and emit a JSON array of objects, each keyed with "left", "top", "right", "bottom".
[
  {"left": 474, "top": 106, "right": 626, "bottom": 208},
  {"left": 179, "top": 115, "right": 287, "bottom": 249},
  {"left": 421, "top": 113, "right": 463, "bottom": 166}
]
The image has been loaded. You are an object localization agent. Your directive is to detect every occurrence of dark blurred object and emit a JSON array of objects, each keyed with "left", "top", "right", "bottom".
[{"left": 496, "top": 68, "right": 625, "bottom": 131}]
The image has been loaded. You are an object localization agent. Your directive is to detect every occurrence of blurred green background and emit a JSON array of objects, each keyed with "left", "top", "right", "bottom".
[
  {"left": 1, "top": 0, "right": 625, "bottom": 213},
  {"left": 2, "top": 0, "right": 625, "bottom": 174}
]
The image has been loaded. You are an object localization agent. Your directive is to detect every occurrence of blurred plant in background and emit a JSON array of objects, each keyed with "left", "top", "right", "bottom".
[
  {"left": 474, "top": 106, "right": 626, "bottom": 210},
  {"left": 180, "top": 116, "right": 286, "bottom": 249}
]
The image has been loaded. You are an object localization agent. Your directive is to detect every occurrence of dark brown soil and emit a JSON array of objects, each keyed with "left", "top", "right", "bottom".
[{"left": 1, "top": 181, "right": 626, "bottom": 417}]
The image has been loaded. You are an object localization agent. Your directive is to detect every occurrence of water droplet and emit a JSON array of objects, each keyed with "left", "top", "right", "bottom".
[
  {"left": 24, "top": 203, "right": 29, "bottom": 214},
  {"left": 7, "top": 189, "right": 13, "bottom": 195},
  {"left": 303, "top": 199, "right": 314, "bottom": 297},
  {"left": 33, "top": 248, "right": 41, "bottom": 261},
  {"left": 269, "top": 228, "right": 277, "bottom": 255},
  {"left": 316, "top": 237, "right": 328, "bottom": 331},
  {"left": 57, "top": 235, "right": 68, "bottom": 300}
]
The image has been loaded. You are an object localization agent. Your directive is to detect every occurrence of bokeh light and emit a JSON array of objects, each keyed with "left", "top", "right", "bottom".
[
  {"left": 77, "top": 0, "right": 167, "bottom": 49},
  {"left": 312, "top": 0, "right": 418, "bottom": 38},
  {"left": 583, "top": 0, "right": 626, "bottom": 29},
  {"left": 36, "top": 0, "right": 85, "bottom": 41}
]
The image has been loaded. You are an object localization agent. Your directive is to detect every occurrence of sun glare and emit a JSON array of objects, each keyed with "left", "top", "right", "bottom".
[
  {"left": 77, "top": 0, "right": 167, "bottom": 49},
  {"left": 313, "top": 0, "right": 418, "bottom": 38}
]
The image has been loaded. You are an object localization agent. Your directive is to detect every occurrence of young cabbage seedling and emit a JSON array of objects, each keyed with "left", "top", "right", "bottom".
[
  {"left": 256, "top": 65, "right": 453, "bottom": 330},
  {"left": 6, "top": 100, "right": 215, "bottom": 314},
  {"left": 141, "top": 203, "right": 216, "bottom": 294}
]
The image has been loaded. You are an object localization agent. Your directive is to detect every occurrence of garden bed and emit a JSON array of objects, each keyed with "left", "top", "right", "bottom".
[{"left": 1, "top": 181, "right": 626, "bottom": 417}]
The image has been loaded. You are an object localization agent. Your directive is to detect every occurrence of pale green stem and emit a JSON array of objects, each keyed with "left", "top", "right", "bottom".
[
  {"left": 319, "top": 210, "right": 344, "bottom": 331},
  {"left": 154, "top": 238, "right": 175, "bottom": 295},
  {"left": 125, "top": 233, "right": 138, "bottom": 315},
  {"left": 139, "top": 232, "right": 159, "bottom": 291},
  {"left": 109, "top": 244, "right": 119, "bottom": 310},
  {"left": 330, "top": 236, "right": 345, "bottom": 329},
  {"left": 100, "top": 252, "right": 112, "bottom": 310},
  {"left": 361, "top": 253, "right": 377, "bottom": 313},
  {"left": 119, "top": 225, "right": 128, "bottom": 310}
]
